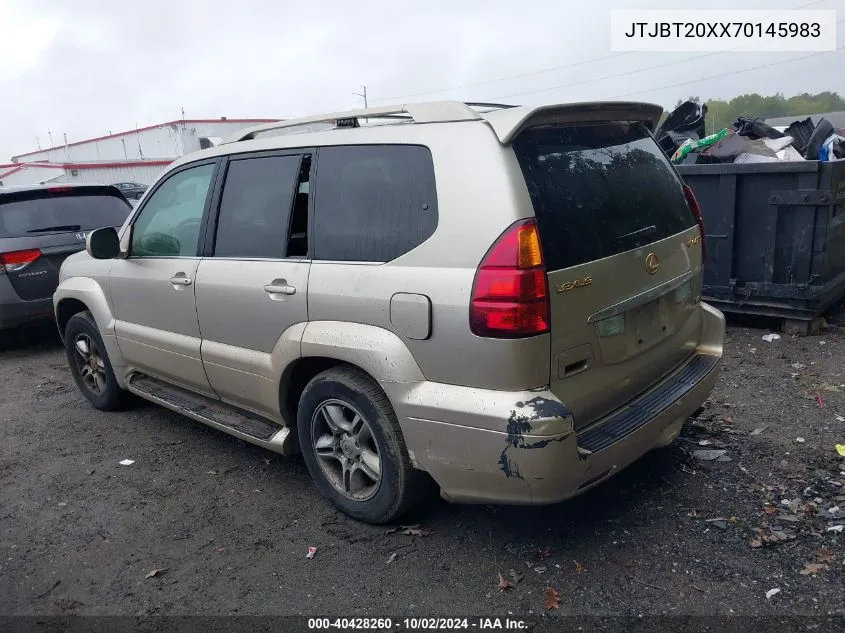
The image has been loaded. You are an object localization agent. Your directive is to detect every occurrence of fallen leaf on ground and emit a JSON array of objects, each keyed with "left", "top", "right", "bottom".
[
  {"left": 836, "top": 415, "right": 845, "bottom": 422},
  {"left": 573, "top": 561, "right": 585, "bottom": 574},
  {"left": 497, "top": 572, "right": 514, "bottom": 592},
  {"left": 386, "top": 552, "right": 398, "bottom": 564},
  {"left": 765, "top": 588, "right": 781, "bottom": 599},
  {"left": 535, "top": 547, "right": 551, "bottom": 562},
  {"left": 145, "top": 568, "right": 168, "bottom": 579},
  {"left": 816, "top": 392, "right": 825, "bottom": 408},
  {"left": 800, "top": 562, "right": 827, "bottom": 576},
  {"left": 836, "top": 444, "right": 845, "bottom": 458},
  {"left": 216, "top": 547, "right": 227, "bottom": 553},
  {"left": 750, "top": 427, "right": 768, "bottom": 436},
  {"left": 815, "top": 549, "right": 835, "bottom": 564},
  {"left": 402, "top": 526, "right": 432, "bottom": 537},
  {"left": 763, "top": 505, "right": 777, "bottom": 515},
  {"left": 306, "top": 546, "right": 317, "bottom": 559},
  {"left": 206, "top": 470, "right": 218, "bottom": 475},
  {"left": 544, "top": 587, "right": 561, "bottom": 610},
  {"left": 749, "top": 538, "right": 763, "bottom": 548}
]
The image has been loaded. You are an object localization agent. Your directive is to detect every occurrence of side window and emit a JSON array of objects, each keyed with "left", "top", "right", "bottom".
[
  {"left": 313, "top": 145, "right": 438, "bottom": 262},
  {"left": 213, "top": 155, "right": 301, "bottom": 259},
  {"left": 130, "top": 163, "right": 214, "bottom": 257}
]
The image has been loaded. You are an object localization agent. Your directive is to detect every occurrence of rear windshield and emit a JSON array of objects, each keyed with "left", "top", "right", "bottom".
[
  {"left": 0, "top": 190, "right": 131, "bottom": 238},
  {"left": 512, "top": 122, "right": 695, "bottom": 271}
]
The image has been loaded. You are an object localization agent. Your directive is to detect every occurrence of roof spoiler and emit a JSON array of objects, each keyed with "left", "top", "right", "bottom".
[{"left": 481, "top": 101, "right": 664, "bottom": 144}]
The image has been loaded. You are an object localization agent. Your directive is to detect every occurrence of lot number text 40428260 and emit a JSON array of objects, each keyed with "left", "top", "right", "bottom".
[{"left": 307, "top": 617, "right": 528, "bottom": 631}]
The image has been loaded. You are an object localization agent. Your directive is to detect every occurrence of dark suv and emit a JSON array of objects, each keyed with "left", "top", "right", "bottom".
[
  {"left": 112, "top": 182, "right": 148, "bottom": 199},
  {"left": 0, "top": 184, "right": 132, "bottom": 330}
]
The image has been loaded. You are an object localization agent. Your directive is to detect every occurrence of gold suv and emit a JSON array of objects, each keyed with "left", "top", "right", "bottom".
[{"left": 54, "top": 101, "right": 725, "bottom": 523}]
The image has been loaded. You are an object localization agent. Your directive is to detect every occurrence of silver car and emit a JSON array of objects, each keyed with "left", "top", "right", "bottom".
[{"left": 54, "top": 101, "right": 724, "bottom": 523}]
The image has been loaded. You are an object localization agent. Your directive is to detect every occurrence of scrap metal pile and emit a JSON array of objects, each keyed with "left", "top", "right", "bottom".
[{"left": 656, "top": 101, "right": 845, "bottom": 165}]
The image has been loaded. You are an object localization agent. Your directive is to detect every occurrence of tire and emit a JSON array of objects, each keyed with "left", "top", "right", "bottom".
[
  {"left": 64, "top": 311, "right": 130, "bottom": 411},
  {"left": 297, "top": 366, "right": 425, "bottom": 524}
]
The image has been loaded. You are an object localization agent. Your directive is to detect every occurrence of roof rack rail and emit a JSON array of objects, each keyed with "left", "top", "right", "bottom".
[{"left": 224, "top": 101, "right": 520, "bottom": 144}]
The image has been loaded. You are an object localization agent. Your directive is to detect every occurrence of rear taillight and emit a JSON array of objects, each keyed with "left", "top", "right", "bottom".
[
  {"left": 683, "top": 184, "right": 705, "bottom": 261},
  {"left": 470, "top": 219, "right": 550, "bottom": 338},
  {"left": 0, "top": 249, "right": 42, "bottom": 274}
]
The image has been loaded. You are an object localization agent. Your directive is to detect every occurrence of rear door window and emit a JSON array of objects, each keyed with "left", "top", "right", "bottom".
[
  {"left": 512, "top": 122, "right": 694, "bottom": 271},
  {"left": 0, "top": 190, "right": 131, "bottom": 238},
  {"left": 313, "top": 145, "right": 438, "bottom": 262},
  {"left": 213, "top": 154, "right": 302, "bottom": 259}
]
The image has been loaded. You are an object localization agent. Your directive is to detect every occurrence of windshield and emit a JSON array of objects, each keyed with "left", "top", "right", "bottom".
[{"left": 0, "top": 191, "right": 131, "bottom": 238}]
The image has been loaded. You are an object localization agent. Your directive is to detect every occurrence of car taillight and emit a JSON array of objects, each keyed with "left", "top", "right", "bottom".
[
  {"left": 0, "top": 249, "right": 42, "bottom": 274},
  {"left": 469, "top": 218, "right": 550, "bottom": 338},
  {"left": 683, "top": 184, "right": 705, "bottom": 261}
]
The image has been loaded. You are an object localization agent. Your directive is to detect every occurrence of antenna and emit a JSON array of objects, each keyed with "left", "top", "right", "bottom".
[{"left": 48, "top": 130, "right": 54, "bottom": 146}]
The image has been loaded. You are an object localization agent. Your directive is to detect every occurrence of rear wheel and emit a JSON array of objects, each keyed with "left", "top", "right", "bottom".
[
  {"left": 297, "top": 366, "right": 425, "bottom": 524},
  {"left": 64, "top": 311, "right": 129, "bottom": 411}
]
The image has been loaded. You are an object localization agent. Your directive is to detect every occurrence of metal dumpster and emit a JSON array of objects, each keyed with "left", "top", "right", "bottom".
[{"left": 677, "top": 160, "right": 845, "bottom": 332}]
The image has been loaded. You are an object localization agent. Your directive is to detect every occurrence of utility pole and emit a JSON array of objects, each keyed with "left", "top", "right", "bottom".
[{"left": 353, "top": 85, "right": 368, "bottom": 109}]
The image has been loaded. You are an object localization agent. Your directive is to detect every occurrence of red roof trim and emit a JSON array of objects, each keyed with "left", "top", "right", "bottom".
[
  {"left": 12, "top": 118, "right": 279, "bottom": 159},
  {"left": 0, "top": 166, "right": 24, "bottom": 180},
  {"left": 17, "top": 160, "right": 174, "bottom": 170}
]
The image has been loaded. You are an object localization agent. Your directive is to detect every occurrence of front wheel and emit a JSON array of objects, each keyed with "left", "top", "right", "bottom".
[
  {"left": 64, "top": 311, "right": 130, "bottom": 411},
  {"left": 297, "top": 366, "right": 425, "bottom": 524}
]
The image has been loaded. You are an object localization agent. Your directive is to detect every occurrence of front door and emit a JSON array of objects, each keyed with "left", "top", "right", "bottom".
[
  {"left": 195, "top": 151, "right": 311, "bottom": 420},
  {"left": 109, "top": 160, "right": 218, "bottom": 395}
]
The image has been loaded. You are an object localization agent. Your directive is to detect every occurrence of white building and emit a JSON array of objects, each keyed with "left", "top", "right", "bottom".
[{"left": 0, "top": 117, "right": 278, "bottom": 188}]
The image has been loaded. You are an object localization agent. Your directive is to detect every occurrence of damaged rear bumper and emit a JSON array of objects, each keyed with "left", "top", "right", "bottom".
[{"left": 385, "top": 302, "right": 725, "bottom": 505}]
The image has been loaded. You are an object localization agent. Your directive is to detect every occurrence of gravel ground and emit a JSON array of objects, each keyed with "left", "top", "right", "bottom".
[{"left": 1, "top": 317, "right": 844, "bottom": 624}]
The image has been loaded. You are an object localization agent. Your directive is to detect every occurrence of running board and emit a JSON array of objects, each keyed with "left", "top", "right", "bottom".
[{"left": 126, "top": 373, "right": 297, "bottom": 455}]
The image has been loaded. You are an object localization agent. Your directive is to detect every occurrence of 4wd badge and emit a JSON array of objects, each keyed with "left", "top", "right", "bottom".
[{"left": 75, "top": 232, "right": 88, "bottom": 241}]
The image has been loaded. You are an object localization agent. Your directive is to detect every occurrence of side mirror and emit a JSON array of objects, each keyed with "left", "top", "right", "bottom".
[{"left": 86, "top": 227, "right": 121, "bottom": 259}]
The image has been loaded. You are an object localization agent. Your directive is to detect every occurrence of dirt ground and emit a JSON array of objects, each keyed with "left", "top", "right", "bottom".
[{"left": 1, "top": 314, "right": 844, "bottom": 624}]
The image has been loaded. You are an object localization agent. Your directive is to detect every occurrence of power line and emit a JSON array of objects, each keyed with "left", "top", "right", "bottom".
[
  {"left": 489, "top": 16, "right": 844, "bottom": 102},
  {"left": 372, "top": 52, "right": 629, "bottom": 103},
  {"left": 606, "top": 45, "right": 845, "bottom": 101},
  {"left": 371, "top": 0, "right": 829, "bottom": 104}
]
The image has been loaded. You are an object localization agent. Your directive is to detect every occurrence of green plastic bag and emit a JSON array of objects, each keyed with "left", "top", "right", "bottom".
[{"left": 671, "top": 128, "right": 732, "bottom": 164}]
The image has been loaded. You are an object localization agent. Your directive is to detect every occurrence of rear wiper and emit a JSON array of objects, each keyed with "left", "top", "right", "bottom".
[
  {"left": 616, "top": 225, "right": 657, "bottom": 241},
  {"left": 26, "top": 225, "right": 82, "bottom": 233}
]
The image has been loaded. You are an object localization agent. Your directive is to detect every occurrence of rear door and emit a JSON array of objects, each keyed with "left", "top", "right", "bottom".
[
  {"left": 0, "top": 187, "right": 131, "bottom": 301},
  {"left": 194, "top": 151, "right": 311, "bottom": 418},
  {"left": 511, "top": 120, "right": 703, "bottom": 429}
]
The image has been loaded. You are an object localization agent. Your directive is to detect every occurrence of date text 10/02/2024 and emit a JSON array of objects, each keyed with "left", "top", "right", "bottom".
[{"left": 307, "top": 618, "right": 529, "bottom": 630}]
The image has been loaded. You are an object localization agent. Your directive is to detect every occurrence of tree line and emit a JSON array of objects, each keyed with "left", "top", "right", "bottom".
[{"left": 664, "top": 92, "right": 845, "bottom": 134}]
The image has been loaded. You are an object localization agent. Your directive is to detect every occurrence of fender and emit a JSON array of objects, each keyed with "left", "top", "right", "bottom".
[
  {"left": 300, "top": 321, "right": 425, "bottom": 383},
  {"left": 54, "top": 276, "right": 128, "bottom": 383}
]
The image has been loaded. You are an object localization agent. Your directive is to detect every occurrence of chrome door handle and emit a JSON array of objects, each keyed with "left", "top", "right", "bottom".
[
  {"left": 169, "top": 276, "right": 193, "bottom": 286},
  {"left": 264, "top": 282, "right": 296, "bottom": 296}
]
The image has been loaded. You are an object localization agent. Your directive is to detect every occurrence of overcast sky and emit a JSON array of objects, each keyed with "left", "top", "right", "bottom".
[{"left": 1, "top": 0, "right": 842, "bottom": 159}]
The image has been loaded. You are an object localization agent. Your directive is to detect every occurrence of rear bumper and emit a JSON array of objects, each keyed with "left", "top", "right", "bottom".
[
  {"left": 0, "top": 276, "right": 54, "bottom": 330},
  {"left": 385, "top": 302, "right": 725, "bottom": 505}
]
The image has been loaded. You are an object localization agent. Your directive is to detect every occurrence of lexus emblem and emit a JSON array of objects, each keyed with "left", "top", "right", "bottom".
[{"left": 644, "top": 252, "right": 660, "bottom": 274}]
